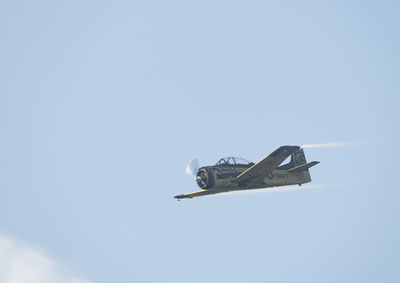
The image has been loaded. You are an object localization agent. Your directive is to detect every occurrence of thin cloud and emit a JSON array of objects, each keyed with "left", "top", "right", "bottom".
[{"left": 0, "top": 234, "right": 89, "bottom": 283}]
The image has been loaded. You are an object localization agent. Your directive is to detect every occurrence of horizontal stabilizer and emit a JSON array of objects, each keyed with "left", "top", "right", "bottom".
[{"left": 288, "top": 161, "right": 320, "bottom": 173}]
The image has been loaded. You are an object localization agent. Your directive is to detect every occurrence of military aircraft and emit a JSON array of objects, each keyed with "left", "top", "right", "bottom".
[{"left": 174, "top": 145, "right": 319, "bottom": 200}]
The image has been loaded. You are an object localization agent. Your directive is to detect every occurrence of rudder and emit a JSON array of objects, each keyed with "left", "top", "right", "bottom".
[
  {"left": 291, "top": 148, "right": 307, "bottom": 166},
  {"left": 277, "top": 148, "right": 307, "bottom": 170}
]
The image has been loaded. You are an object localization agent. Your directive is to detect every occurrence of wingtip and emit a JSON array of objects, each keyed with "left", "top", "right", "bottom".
[{"left": 174, "top": 194, "right": 192, "bottom": 200}]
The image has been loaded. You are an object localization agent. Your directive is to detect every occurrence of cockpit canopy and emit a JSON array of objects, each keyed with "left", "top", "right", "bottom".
[{"left": 216, "top": 157, "right": 253, "bottom": 166}]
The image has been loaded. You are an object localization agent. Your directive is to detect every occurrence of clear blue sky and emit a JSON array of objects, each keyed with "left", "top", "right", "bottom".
[{"left": 1, "top": 1, "right": 399, "bottom": 282}]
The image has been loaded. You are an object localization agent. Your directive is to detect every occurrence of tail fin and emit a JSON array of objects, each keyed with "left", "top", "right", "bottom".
[
  {"left": 277, "top": 148, "right": 319, "bottom": 184},
  {"left": 277, "top": 148, "right": 309, "bottom": 170},
  {"left": 290, "top": 148, "right": 307, "bottom": 167}
]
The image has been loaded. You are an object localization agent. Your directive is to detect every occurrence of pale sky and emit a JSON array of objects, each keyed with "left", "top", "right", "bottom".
[{"left": 1, "top": 1, "right": 399, "bottom": 282}]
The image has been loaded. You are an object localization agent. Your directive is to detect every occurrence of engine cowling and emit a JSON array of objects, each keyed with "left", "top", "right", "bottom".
[{"left": 196, "top": 168, "right": 214, "bottom": 189}]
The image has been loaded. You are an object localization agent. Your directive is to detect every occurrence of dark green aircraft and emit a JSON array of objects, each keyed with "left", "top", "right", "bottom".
[{"left": 174, "top": 145, "right": 319, "bottom": 200}]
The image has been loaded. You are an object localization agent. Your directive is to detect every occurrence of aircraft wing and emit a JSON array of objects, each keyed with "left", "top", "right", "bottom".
[
  {"left": 233, "top": 145, "right": 299, "bottom": 185},
  {"left": 174, "top": 189, "right": 230, "bottom": 200}
]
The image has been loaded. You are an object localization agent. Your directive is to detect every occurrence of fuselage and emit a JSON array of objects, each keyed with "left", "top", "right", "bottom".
[
  {"left": 197, "top": 164, "right": 311, "bottom": 191},
  {"left": 174, "top": 146, "right": 319, "bottom": 200}
]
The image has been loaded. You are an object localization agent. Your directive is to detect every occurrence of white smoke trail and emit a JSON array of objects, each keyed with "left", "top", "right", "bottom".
[
  {"left": 300, "top": 141, "right": 359, "bottom": 149},
  {"left": 210, "top": 183, "right": 336, "bottom": 197}
]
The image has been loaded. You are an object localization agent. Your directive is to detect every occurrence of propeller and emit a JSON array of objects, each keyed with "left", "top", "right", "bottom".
[{"left": 186, "top": 158, "right": 199, "bottom": 177}]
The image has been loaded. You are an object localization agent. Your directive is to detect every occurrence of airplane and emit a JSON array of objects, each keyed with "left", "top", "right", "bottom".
[{"left": 174, "top": 145, "right": 319, "bottom": 200}]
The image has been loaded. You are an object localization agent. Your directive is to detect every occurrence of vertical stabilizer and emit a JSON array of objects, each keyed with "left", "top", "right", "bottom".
[{"left": 291, "top": 148, "right": 307, "bottom": 167}]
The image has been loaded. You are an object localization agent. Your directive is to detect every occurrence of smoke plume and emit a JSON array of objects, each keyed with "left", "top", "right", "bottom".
[
  {"left": 212, "top": 183, "right": 336, "bottom": 197},
  {"left": 300, "top": 142, "right": 359, "bottom": 149}
]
